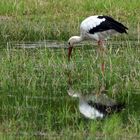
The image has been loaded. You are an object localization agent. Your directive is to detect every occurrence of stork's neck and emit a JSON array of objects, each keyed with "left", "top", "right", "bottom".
[
  {"left": 69, "top": 36, "right": 83, "bottom": 45},
  {"left": 74, "top": 36, "right": 83, "bottom": 43}
]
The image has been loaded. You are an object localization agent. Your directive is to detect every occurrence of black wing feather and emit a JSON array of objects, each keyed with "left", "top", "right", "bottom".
[
  {"left": 88, "top": 100, "right": 125, "bottom": 115},
  {"left": 89, "top": 15, "right": 128, "bottom": 34}
]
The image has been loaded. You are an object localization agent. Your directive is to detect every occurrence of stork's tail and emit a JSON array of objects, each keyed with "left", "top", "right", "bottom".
[
  {"left": 107, "top": 102, "right": 125, "bottom": 114},
  {"left": 112, "top": 103, "right": 125, "bottom": 112}
]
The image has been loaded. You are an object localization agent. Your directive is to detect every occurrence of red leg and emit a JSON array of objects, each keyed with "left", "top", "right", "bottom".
[
  {"left": 68, "top": 46, "right": 73, "bottom": 61},
  {"left": 98, "top": 40, "right": 103, "bottom": 46},
  {"left": 97, "top": 40, "right": 106, "bottom": 75},
  {"left": 98, "top": 40, "right": 106, "bottom": 50}
]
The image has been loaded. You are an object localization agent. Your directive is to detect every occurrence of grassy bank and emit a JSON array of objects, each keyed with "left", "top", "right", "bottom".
[
  {"left": 0, "top": 0, "right": 140, "bottom": 139},
  {"left": 0, "top": 0, "right": 140, "bottom": 42}
]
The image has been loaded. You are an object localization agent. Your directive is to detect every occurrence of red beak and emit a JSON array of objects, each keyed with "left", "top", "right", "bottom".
[{"left": 68, "top": 46, "right": 73, "bottom": 61}]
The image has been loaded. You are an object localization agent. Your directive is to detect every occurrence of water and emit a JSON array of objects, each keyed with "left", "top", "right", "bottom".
[
  {"left": 1, "top": 38, "right": 140, "bottom": 137},
  {"left": 15, "top": 40, "right": 67, "bottom": 49},
  {"left": 4, "top": 38, "right": 139, "bottom": 50}
]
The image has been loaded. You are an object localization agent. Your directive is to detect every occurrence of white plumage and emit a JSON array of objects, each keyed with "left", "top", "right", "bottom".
[
  {"left": 67, "top": 88, "right": 124, "bottom": 120},
  {"left": 81, "top": 16, "right": 105, "bottom": 30},
  {"left": 79, "top": 101, "right": 104, "bottom": 119},
  {"left": 80, "top": 15, "right": 106, "bottom": 40}
]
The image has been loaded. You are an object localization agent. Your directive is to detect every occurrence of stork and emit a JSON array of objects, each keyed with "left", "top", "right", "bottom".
[
  {"left": 67, "top": 88, "right": 125, "bottom": 119},
  {"left": 68, "top": 15, "right": 128, "bottom": 74}
]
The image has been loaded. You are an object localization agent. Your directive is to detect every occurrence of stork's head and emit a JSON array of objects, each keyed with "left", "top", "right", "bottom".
[
  {"left": 68, "top": 36, "right": 83, "bottom": 61},
  {"left": 67, "top": 88, "right": 81, "bottom": 98}
]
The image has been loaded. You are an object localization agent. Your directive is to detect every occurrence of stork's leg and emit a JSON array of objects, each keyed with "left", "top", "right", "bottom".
[
  {"left": 97, "top": 40, "right": 106, "bottom": 76},
  {"left": 96, "top": 40, "right": 107, "bottom": 95}
]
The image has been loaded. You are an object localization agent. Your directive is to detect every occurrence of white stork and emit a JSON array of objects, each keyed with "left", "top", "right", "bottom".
[
  {"left": 67, "top": 88, "right": 125, "bottom": 119},
  {"left": 68, "top": 15, "right": 128, "bottom": 73}
]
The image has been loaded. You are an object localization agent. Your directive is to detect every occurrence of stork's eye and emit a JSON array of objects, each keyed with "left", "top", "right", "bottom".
[{"left": 68, "top": 42, "right": 70, "bottom": 45}]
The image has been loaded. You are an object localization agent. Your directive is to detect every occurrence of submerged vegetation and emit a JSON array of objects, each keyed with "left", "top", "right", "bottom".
[{"left": 0, "top": 0, "right": 140, "bottom": 139}]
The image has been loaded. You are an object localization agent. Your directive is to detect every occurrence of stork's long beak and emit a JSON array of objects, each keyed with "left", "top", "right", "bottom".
[{"left": 68, "top": 45, "right": 73, "bottom": 61}]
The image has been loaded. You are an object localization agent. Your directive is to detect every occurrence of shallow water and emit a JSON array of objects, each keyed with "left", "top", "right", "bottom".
[
  {"left": 15, "top": 40, "right": 67, "bottom": 49},
  {"left": 1, "top": 38, "right": 140, "bottom": 137},
  {"left": 3, "top": 37, "right": 140, "bottom": 49}
]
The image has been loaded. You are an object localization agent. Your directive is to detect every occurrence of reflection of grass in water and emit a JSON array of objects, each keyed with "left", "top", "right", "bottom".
[{"left": 1, "top": 41, "right": 140, "bottom": 138}]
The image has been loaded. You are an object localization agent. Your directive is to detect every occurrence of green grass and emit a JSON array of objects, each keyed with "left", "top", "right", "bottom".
[
  {"left": 0, "top": 0, "right": 140, "bottom": 42},
  {"left": 0, "top": 0, "right": 140, "bottom": 139},
  {"left": 1, "top": 43, "right": 140, "bottom": 139}
]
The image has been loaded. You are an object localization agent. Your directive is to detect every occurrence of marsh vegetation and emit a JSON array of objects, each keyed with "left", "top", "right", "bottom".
[{"left": 0, "top": 0, "right": 140, "bottom": 139}]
